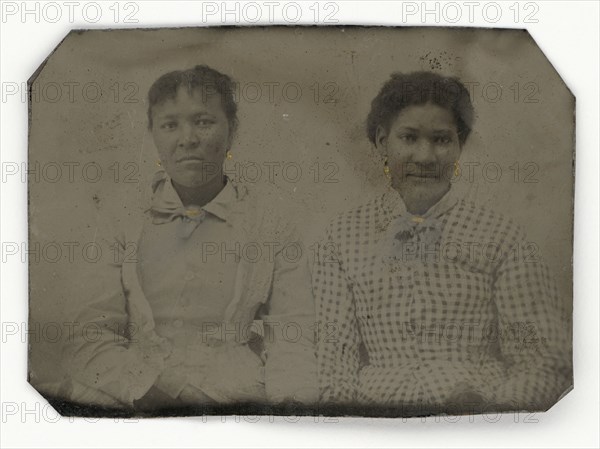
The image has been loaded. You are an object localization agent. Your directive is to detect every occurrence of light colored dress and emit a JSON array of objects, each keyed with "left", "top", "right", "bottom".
[
  {"left": 64, "top": 171, "right": 318, "bottom": 407},
  {"left": 313, "top": 187, "right": 571, "bottom": 409}
]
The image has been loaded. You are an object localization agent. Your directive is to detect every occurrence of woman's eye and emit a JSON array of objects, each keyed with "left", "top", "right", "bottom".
[
  {"left": 400, "top": 134, "right": 417, "bottom": 143},
  {"left": 160, "top": 122, "right": 177, "bottom": 130},
  {"left": 435, "top": 135, "right": 452, "bottom": 144},
  {"left": 195, "top": 118, "right": 214, "bottom": 126}
]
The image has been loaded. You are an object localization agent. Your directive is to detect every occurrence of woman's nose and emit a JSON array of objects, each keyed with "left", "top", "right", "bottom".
[
  {"left": 178, "top": 123, "right": 199, "bottom": 147},
  {"left": 411, "top": 139, "right": 436, "bottom": 163}
]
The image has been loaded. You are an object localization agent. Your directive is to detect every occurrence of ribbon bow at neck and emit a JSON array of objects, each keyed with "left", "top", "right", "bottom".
[
  {"left": 383, "top": 215, "right": 445, "bottom": 263},
  {"left": 151, "top": 206, "right": 207, "bottom": 239}
]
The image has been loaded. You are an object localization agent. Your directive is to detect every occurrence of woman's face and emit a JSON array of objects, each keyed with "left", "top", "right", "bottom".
[
  {"left": 150, "top": 87, "right": 232, "bottom": 188},
  {"left": 377, "top": 102, "right": 462, "bottom": 208}
]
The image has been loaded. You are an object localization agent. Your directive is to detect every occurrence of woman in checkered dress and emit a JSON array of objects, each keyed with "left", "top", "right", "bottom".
[{"left": 313, "top": 71, "right": 572, "bottom": 414}]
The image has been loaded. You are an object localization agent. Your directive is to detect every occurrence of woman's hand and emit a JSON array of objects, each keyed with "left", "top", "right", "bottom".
[
  {"left": 445, "top": 382, "right": 487, "bottom": 411},
  {"left": 133, "top": 386, "right": 180, "bottom": 411},
  {"left": 178, "top": 385, "right": 217, "bottom": 405},
  {"left": 445, "top": 383, "right": 519, "bottom": 413}
]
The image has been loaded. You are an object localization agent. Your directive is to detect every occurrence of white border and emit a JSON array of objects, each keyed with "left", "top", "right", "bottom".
[{"left": 1, "top": 1, "right": 598, "bottom": 448}]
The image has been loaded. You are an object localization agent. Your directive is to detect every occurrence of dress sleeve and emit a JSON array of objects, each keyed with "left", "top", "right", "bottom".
[
  {"left": 311, "top": 224, "right": 360, "bottom": 404},
  {"left": 63, "top": 218, "right": 170, "bottom": 406},
  {"left": 261, "top": 222, "right": 319, "bottom": 404},
  {"left": 490, "top": 222, "right": 572, "bottom": 409}
]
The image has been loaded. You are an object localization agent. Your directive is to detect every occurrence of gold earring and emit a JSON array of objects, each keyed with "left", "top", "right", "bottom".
[
  {"left": 156, "top": 160, "right": 162, "bottom": 167},
  {"left": 226, "top": 151, "right": 233, "bottom": 160},
  {"left": 454, "top": 161, "right": 460, "bottom": 177},
  {"left": 383, "top": 159, "right": 391, "bottom": 179}
]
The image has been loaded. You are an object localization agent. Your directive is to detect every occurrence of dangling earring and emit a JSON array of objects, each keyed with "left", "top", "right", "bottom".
[
  {"left": 383, "top": 158, "right": 391, "bottom": 179},
  {"left": 156, "top": 160, "right": 162, "bottom": 167},
  {"left": 454, "top": 161, "right": 460, "bottom": 177},
  {"left": 226, "top": 150, "right": 233, "bottom": 160},
  {"left": 384, "top": 165, "right": 391, "bottom": 178}
]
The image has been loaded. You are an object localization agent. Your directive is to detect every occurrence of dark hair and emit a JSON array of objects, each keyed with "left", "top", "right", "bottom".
[
  {"left": 147, "top": 64, "right": 238, "bottom": 133},
  {"left": 366, "top": 71, "right": 474, "bottom": 146}
]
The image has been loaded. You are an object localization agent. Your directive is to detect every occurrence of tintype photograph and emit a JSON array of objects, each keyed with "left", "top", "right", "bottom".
[{"left": 27, "top": 26, "right": 574, "bottom": 418}]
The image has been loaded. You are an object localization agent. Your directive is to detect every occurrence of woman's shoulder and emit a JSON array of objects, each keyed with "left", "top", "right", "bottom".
[
  {"left": 237, "top": 184, "right": 309, "bottom": 244},
  {"left": 323, "top": 193, "right": 386, "bottom": 240},
  {"left": 449, "top": 199, "right": 528, "bottom": 245}
]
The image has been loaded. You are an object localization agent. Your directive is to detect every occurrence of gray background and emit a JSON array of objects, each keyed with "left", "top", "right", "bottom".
[{"left": 28, "top": 27, "right": 574, "bottom": 392}]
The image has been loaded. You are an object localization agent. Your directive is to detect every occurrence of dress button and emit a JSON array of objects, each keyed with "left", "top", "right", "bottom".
[
  {"left": 184, "top": 271, "right": 195, "bottom": 281},
  {"left": 173, "top": 319, "right": 184, "bottom": 328}
]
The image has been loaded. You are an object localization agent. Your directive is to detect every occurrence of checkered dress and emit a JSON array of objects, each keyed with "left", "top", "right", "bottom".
[{"left": 313, "top": 188, "right": 571, "bottom": 409}]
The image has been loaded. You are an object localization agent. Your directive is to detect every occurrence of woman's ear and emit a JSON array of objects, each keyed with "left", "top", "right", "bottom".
[
  {"left": 226, "top": 121, "right": 237, "bottom": 151},
  {"left": 375, "top": 124, "right": 388, "bottom": 155},
  {"left": 456, "top": 139, "right": 466, "bottom": 158}
]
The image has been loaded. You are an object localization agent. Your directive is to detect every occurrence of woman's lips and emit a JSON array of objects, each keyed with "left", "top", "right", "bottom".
[
  {"left": 177, "top": 156, "right": 204, "bottom": 163},
  {"left": 406, "top": 173, "right": 438, "bottom": 179}
]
